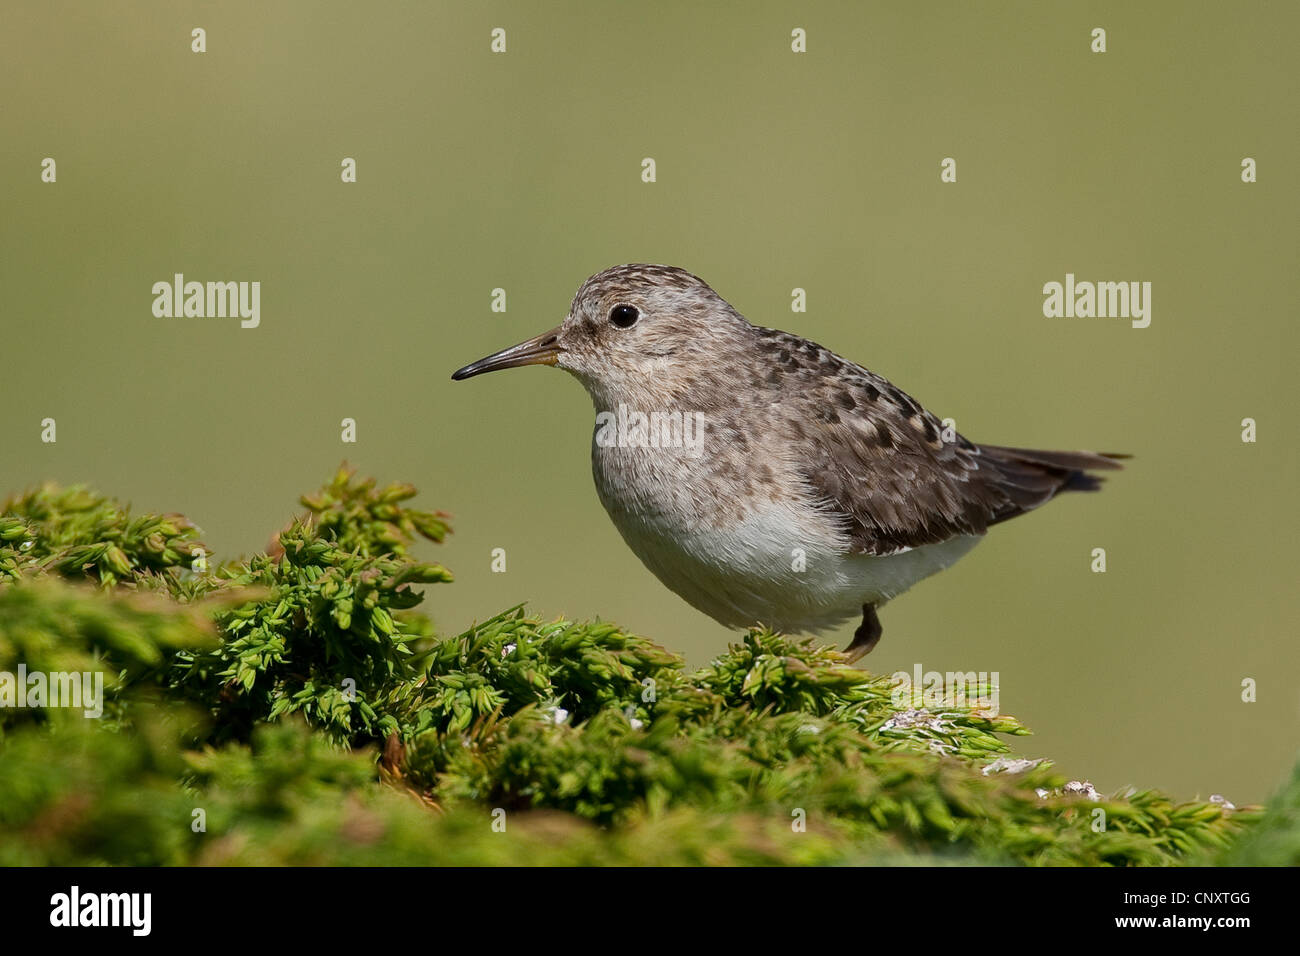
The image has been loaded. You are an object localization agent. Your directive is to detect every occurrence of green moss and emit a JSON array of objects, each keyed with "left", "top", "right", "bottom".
[{"left": 0, "top": 466, "right": 1281, "bottom": 866}]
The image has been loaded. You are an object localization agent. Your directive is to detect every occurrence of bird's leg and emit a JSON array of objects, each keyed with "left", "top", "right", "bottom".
[{"left": 842, "top": 603, "right": 883, "bottom": 662}]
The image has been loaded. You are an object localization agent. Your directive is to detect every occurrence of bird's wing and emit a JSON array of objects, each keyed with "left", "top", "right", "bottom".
[{"left": 757, "top": 331, "right": 1120, "bottom": 555}]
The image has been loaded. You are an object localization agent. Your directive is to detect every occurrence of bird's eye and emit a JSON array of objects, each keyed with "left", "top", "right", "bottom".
[{"left": 608, "top": 304, "right": 639, "bottom": 329}]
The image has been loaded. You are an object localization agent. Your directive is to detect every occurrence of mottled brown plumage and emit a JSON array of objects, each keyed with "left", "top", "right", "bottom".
[{"left": 453, "top": 264, "right": 1125, "bottom": 658}]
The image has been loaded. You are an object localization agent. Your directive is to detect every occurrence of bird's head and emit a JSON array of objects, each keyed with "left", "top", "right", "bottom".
[{"left": 451, "top": 264, "right": 751, "bottom": 404}]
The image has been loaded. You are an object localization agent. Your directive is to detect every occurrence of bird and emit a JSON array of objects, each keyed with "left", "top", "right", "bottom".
[{"left": 452, "top": 264, "right": 1124, "bottom": 660}]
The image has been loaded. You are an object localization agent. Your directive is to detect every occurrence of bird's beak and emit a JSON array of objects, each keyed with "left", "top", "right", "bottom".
[{"left": 451, "top": 325, "right": 564, "bottom": 381}]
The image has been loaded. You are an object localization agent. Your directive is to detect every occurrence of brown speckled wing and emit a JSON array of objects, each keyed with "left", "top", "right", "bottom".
[{"left": 753, "top": 329, "right": 1121, "bottom": 555}]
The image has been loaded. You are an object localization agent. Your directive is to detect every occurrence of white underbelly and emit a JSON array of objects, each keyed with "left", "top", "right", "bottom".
[{"left": 601, "top": 489, "right": 983, "bottom": 634}]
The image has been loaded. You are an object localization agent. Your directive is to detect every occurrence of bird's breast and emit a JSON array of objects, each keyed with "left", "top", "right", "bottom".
[
  {"left": 589, "top": 432, "right": 863, "bottom": 630},
  {"left": 590, "top": 423, "right": 797, "bottom": 536}
]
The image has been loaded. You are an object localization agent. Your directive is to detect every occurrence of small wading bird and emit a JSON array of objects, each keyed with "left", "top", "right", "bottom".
[{"left": 453, "top": 264, "right": 1124, "bottom": 660}]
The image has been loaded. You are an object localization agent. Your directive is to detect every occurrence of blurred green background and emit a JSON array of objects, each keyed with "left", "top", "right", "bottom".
[{"left": 2, "top": 1, "right": 1296, "bottom": 805}]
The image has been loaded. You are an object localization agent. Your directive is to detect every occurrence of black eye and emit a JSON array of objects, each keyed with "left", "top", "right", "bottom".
[{"left": 609, "top": 304, "right": 639, "bottom": 329}]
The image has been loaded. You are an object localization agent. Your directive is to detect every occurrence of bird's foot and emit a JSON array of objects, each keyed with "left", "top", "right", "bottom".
[{"left": 842, "top": 603, "right": 882, "bottom": 662}]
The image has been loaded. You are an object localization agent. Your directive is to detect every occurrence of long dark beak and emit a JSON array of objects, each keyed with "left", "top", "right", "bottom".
[{"left": 451, "top": 326, "right": 564, "bottom": 381}]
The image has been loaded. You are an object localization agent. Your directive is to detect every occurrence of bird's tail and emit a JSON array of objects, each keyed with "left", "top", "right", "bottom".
[{"left": 977, "top": 444, "right": 1127, "bottom": 523}]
